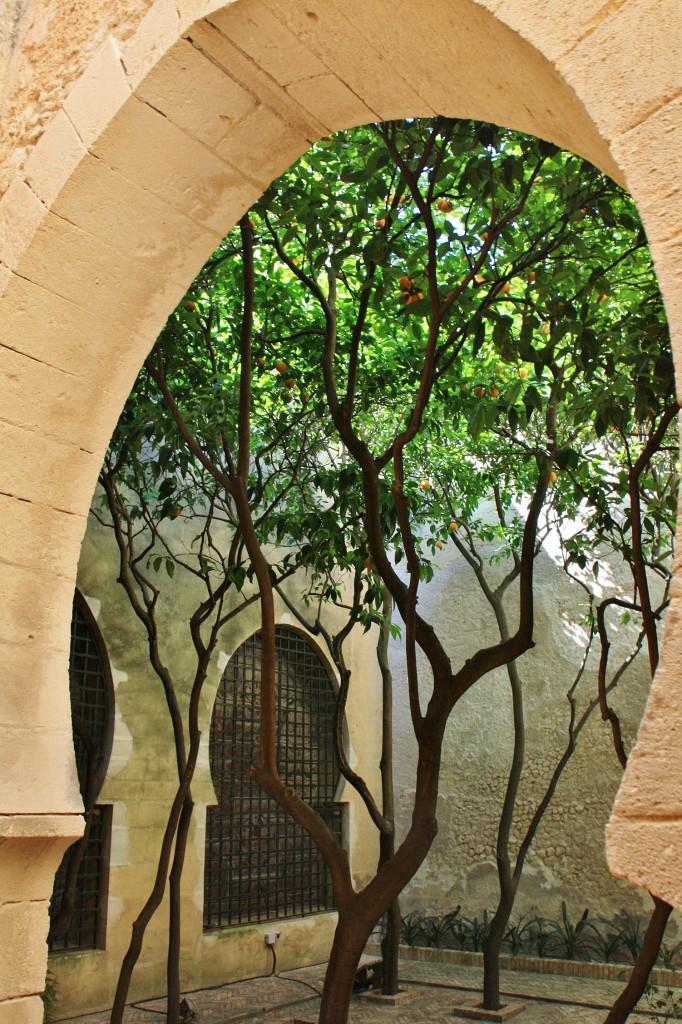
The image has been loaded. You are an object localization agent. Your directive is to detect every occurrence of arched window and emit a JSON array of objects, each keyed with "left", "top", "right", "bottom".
[
  {"left": 49, "top": 592, "right": 114, "bottom": 951},
  {"left": 204, "top": 627, "right": 342, "bottom": 929}
]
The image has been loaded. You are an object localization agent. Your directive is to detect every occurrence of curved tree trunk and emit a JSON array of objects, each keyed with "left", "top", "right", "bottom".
[
  {"left": 482, "top": 598, "right": 524, "bottom": 1010},
  {"left": 603, "top": 896, "right": 672, "bottom": 1024},
  {"left": 166, "top": 795, "right": 194, "bottom": 1024},
  {"left": 483, "top": 897, "right": 515, "bottom": 1011},
  {"left": 377, "top": 589, "right": 400, "bottom": 996},
  {"left": 110, "top": 750, "right": 198, "bottom": 1024}
]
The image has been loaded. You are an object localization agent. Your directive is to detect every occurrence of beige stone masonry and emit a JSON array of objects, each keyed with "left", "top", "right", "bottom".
[
  {"left": 186, "top": 17, "right": 328, "bottom": 141},
  {"left": 0, "top": 721, "right": 82, "bottom": 814},
  {"left": 0, "top": 0, "right": 680, "bottom": 1014},
  {"left": 610, "top": 95, "right": 682, "bottom": 248},
  {"left": 23, "top": 110, "right": 88, "bottom": 209},
  {"left": 62, "top": 36, "right": 132, "bottom": 150},
  {"left": 136, "top": 36, "right": 257, "bottom": 150},
  {"left": 90, "top": 94, "right": 261, "bottom": 229},
  {"left": 0, "top": 275, "right": 153, "bottom": 393},
  {"left": 0, "top": 494, "right": 86, "bottom": 580},
  {"left": 0, "top": 179, "right": 47, "bottom": 272},
  {"left": 285, "top": 73, "right": 378, "bottom": 134},
  {"left": 556, "top": 0, "right": 682, "bottom": 140},
  {"left": 223, "top": 0, "right": 434, "bottom": 120},
  {"left": 214, "top": 102, "right": 309, "bottom": 188},
  {"left": 49, "top": 153, "right": 224, "bottom": 289},
  {"left": 208, "top": 0, "right": 329, "bottom": 88},
  {"left": 118, "top": 0, "right": 186, "bottom": 89},
  {"left": 496, "top": 0, "right": 627, "bottom": 62},
  {"left": 0, "top": 419, "right": 103, "bottom": 515},
  {"left": 0, "top": 995, "right": 43, "bottom": 1024}
]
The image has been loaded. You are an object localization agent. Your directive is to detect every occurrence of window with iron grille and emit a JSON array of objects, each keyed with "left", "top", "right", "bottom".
[
  {"left": 204, "top": 627, "right": 343, "bottom": 929},
  {"left": 49, "top": 592, "right": 113, "bottom": 952}
]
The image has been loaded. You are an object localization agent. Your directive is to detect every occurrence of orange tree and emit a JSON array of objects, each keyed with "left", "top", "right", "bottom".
[{"left": 101, "top": 116, "right": 673, "bottom": 1023}]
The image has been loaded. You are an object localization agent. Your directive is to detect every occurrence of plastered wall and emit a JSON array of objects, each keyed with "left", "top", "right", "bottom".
[
  {"left": 48, "top": 511, "right": 383, "bottom": 1018},
  {"left": 0, "top": 0, "right": 680, "bottom": 1018},
  {"left": 391, "top": 530, "right": 659, "bottom": 922}
]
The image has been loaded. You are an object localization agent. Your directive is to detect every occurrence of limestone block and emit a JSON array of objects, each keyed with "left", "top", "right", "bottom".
[
  {"left": 90, "top": 95, "right": 261, "bottom": 233},
  {"left": 1, "top": 345, "right": 100, "bottom": 450},
  {"left": 63, "top": 36, "right": 131, "bottom": 150},
  {"left": 0, "top": 494, "right": 85, "bottom": 580},
  {"left": 0, "top": 180, "right": 47, "bottom": 271},
  {"left": 208, "top": 0, "right": 328, "bottom": 87},
  {"left": 0, "top": 638, "right": 72, "bottom": 734},
  {"left": 51, "top": 153, "right": 224, "bottom": 285},
  {"left": 12, "top": 209, "right": 192, "bottom": 333},
  {"left": 558, "top": 0, "right": 682, "bottom": 140},
  {"left": 0, "top": 722, "right": 82, "bottom": 813},
  {"left": 0, "top": 274, "right": 151, "bottom": 395},
  {"left": 136, "top": 37, "right": 255, "bottom": 150},
  {"left": 0, "top": 419, "right": 101, "bottom": 517},
  {"left": 184, "top": 19, "right": 327, "bottom": 142},
  {"left": 23, "top": 110, "right": 87, "bottom": 208},
  {"left": 0, "top": 815, "right": 84, "bottom": 904},
  {"left": 610, "top": 645, "right": 682, "bottom": 819},
  {"left": 0, "top": 899, "right": 49, "bottom": 999},
  {"left": 286, "top": 74, "right": 377, "bottom": 133},
  {"left": 323, "top": 0, "right": 619, "bottom": 183},
  {"left": 0, "top": 995, "right": 44, "bottom": 1024},
  {"left": 119, "top": 0, "right": 185, "bottom": 90},
  {"left": 215, "top": 103, "right": 308, "bottom": 188},
  {"left": 648, "top": 236, "right": 682, "bottom": 378},
  {"left": 606, "top": 819, "right": 682, "bottom": 911},
  {"left": 496, "top": 0, "right": 628, "bottom": 62},
  {"left": 258, "top": 0, "right": 433, "bottom": 119}
]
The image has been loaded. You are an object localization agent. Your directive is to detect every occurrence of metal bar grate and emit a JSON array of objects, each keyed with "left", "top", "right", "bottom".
[
  {"left": 204, "top": 627, "right": 342, "bottom": 929},
  {"left": 49, "top": 806, "right": 109, "bottom": 952},
  {"left": 49, "top": 595, "right": 112, "bottom": 952}
]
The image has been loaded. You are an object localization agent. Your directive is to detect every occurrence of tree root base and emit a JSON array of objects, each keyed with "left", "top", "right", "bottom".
[
  {"left": 452, "top": 998, "right": 525, "bottom": 1021},
  {"left": 357, "top": 985, "right": 422, "bottom": 1005}
]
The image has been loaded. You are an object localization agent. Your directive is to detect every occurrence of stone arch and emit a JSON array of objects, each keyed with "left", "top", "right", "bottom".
[{"left": 0, "top": 0, "right": 680, "bottom": 1016}]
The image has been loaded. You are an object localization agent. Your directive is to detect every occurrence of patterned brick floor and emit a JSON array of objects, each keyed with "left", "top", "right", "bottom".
[{"left": 57, "top": 955, "right": 678, "bottom": 1023}]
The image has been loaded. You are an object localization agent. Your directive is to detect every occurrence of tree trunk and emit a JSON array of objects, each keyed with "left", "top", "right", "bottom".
[
  {"left": 318, "top": 909, "right": 374, "bottom": 1024},
  {"left": 166, "top": 795, "right": 194, "bottom": 1024},
  {"left": 603, "top": 896, "right": 672, "bottom": 1024},
  {"left": 381, "top": 894, "right": 401, "bottom": 996},
  {"left": 483, "top": 901, "right": 514, "bottom": 1011},
  {"left": 482, "top": 597, "right": 524, "bottom": 1011},
  {"left": 110, "top": 751, "right": 197, "bottom": 1024},
  {"left": 377, "top": 589, "right": 400, "bottom": 996}
]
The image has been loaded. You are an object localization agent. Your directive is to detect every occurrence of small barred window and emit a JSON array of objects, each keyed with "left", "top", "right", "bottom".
[
  {"left": 204, "top": 627, "right": 342, "bottom": 929},
  {"left": 49, "top": 593, "right": 113, "bottom": 952}
]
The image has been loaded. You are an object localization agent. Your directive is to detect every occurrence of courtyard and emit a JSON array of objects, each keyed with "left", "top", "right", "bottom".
[{"left": 55, "top": 953, "right": 680, "bottom": 1024}]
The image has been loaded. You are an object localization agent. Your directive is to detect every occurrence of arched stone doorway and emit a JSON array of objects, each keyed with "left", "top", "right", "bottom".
[{"left": 0, "top": 1, "right": 680, "bottom": 1016}]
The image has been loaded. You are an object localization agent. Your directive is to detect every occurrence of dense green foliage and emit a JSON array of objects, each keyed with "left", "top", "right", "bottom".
[{"left": 102, "top": 116, "right": 677, "bottom": 1022}]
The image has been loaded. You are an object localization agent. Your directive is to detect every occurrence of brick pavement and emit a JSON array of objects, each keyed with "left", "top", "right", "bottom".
[{"left": 56, "top": 954, "right": 678, "bottom": 1023}]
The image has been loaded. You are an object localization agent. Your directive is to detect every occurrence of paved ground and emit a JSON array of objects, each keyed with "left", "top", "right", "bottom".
[{"left": 57, "top": 956, "right": 679, "bottom": 1023}]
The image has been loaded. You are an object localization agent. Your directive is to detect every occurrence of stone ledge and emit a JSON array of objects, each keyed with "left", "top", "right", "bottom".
[
  {"left": 0, "top": 814, "right": 83, "bottom": 841},
  {"left": 356, "top": 985, "right": 422, "bottom": 1005},
  {"left": 365, "top": 942, "right": 681, "bottom": 990},
  {"left": 453, "top": 997, "right": 525, "bottom": 1021}
]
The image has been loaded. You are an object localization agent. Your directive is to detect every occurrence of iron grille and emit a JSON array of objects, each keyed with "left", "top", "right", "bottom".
[
  {"left": 49, "top": 806, "right": 110, "bottom": 951},
  {"left": 49, "top": 594, "right": 113, "bottom": 952},
  {"left": 204, "top": 627, "right": 342, "bottom": 929}
]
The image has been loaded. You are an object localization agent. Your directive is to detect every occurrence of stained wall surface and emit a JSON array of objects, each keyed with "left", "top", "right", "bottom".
[
  {"left": 0, "top": 0, "right": 680, "bottom": 1018},
  {"left": 46, "top": 514, "right": 384, "bottom": 1018}
]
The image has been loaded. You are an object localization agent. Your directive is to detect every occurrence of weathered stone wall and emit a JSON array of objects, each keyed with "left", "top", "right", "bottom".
[
  {"left": 47, "top": 509, "right": 383, "bottom": 1017},
  {"left": 390, "top": 528, "right": 658, "bottom": 923}
]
